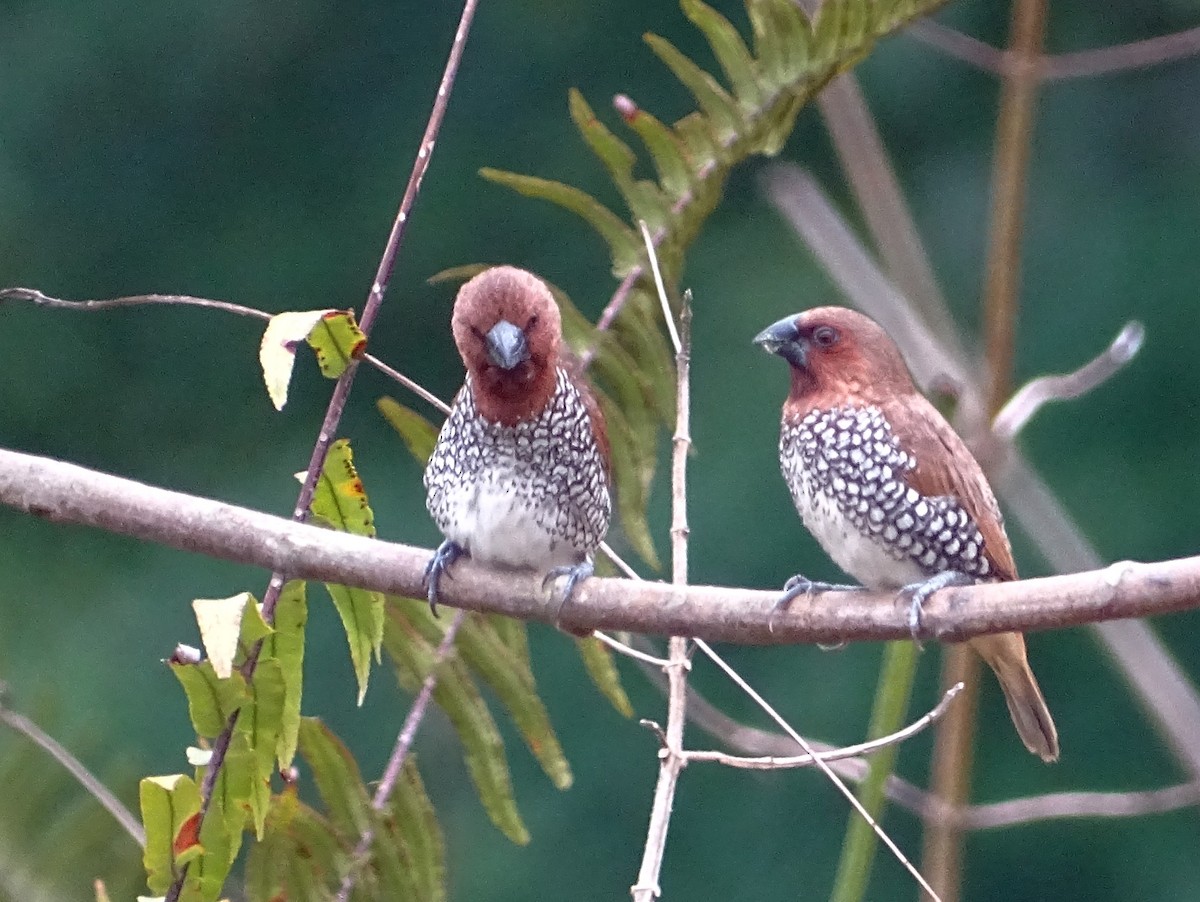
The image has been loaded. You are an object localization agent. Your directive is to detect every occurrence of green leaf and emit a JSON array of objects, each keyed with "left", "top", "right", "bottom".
[
  {"left": 681, "top": 0, "right": 763, "bottom": 108},
  {"left": 644, "top": 33, "right": 743, "bottom": 143},
  {"left": 569, "top": 89, "right": 673, "bottom": 232},
  {"left": 326, "top": 582, "right": 384, "bottom": 707},
  {"left": 479, "top": 169, "right": 642, "bottom": 275},
  {"left": 238, "top": 657, "right": 287, "bottom": 837},
  {"left": 308, "top": 310, "right": 367, "bottom": 379},
  {"left": 377, "top": 396, "right": 440, "bottom": 466},
  {"left": 263, "top": 580, "right": 307, "bottom": 770},
  {"left": 382, "top": 606, "right": 530, "bottom": 844},
  {"left": 297, "top": 718, "right": 372, "bottom": 840},
  {"left": 385, "top": 756, "right": 447, "bottom": 902},
  {"left": 576, "top": 635, "right": 635, "bottom": 717},
  {"left": 593, "top": 387, "right": 659, "bottom": 569},
  {"left": 244, "top": 789, "right": 344, "bottom": 902},
  {"left": 615, "top": 101, "right": 693, "bottom": 200},
  {"left": 310, "top": 439, "right": 384, "bottom": 705},
  {"left": 169, "top": 661, "right": 247, "bottom": 738},
  {"left": 309, "top": 438, "right": 376, "bottom": 537},
  {"left": 139, "top": 774, "right": 203, "bottom": 895}
]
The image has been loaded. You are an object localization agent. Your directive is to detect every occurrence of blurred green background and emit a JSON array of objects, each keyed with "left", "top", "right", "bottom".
[{"left": 2, "top": 0, "right": 1199, "bottom": 899}]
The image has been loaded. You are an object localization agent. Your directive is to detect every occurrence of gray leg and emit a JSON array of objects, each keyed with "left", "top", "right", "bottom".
[
  {"left": 771, "top": 573, "right": 861, "bottom": 632},
  {"left": 544, "top": 558, "right": 595, "bottom": 623},
  {"left": 423, "top": 539, "right": 465, "bottom": 617},
  {"left": 900, "top": 570, "right": 975, "bottom": 639}
]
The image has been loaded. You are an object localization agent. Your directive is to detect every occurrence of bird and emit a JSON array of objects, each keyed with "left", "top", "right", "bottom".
[
  {"left": 754, "top": 306, "right": 1059, "bottom": 762},
  {"left": 423, "top": 265, "right": 612, "bottom": 618}
]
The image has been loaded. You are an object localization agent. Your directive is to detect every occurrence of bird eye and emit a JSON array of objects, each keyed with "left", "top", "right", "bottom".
[
  {"left": 812, "top": 325, "right": 839, "bottom": 348},
  {"left": 525, "top": 314, "right": 539, "bottom": 331},
  {"left": 470, "top": 325, "right": 486, "bottom": 342}
]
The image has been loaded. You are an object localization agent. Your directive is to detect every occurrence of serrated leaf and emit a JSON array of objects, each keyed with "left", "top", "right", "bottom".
[
  {"left": 645, "top": 33, "right": 743, "bottom": 142},
  {"left": 682, "top": 0, "right": 763, "bottom": 109},
  {"left": 385, "top": 756, "right": 447, "bottom": 902},
  {"left": 245, "top": 789, "right": 344, "bottom": 902},
  {"left": 259, "top": 309, "right": 337, "bottom": 411},
  {"left": 576, "top": 635, "right": 635, "bottom": 717},
  {"left": 377, "top": 396, "right": 440, "bottom": 466},
  {"left": 308, "top": 310, "right": 367, "bottom": 379},
  {"left": 309, "top": 438, "right": 376, "bottom": 537},
  {"left": 479, "top": 169, "right": 642, "bottom": 275},
  {"left": 297, "top": 718, "right": 372, "bottom": 839},
  {"left": 263, "top": 580, "right": 307, "bottom": 769},
  {"left": 170, "top": 662, "right": 248, "bottom": 738},
  {"left": 326, "top": 582, "right": 384, "bottom": 706},
  {"left": 441, "top": 604, "right": 573, "bottom": 790},
  {"left": 617, "top": 102, "right": 693, "bottom": 200},
  {"left": 238, "top": 657, "right": 286, "bottom": 837},
  {"left": 140, "top": 774, "right": 203, "bottom": 894},
  {"left": 570, "top": 89, "right": 673, "bottom": 232},
  {"left": 382, "top": 606, "right": 529, "bottom": 844}
]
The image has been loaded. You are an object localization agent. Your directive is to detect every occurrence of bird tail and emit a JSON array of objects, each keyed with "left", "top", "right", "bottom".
[{"left": 971, "top": 632, "right": 1060, "bottom": 763}]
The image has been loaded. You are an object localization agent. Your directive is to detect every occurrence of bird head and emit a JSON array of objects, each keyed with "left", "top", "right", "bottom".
[
  {"left": 451, "top": 266, "right": 563, "bottom": 423},
  {"left": 754, "top": 306, "right": 916, "bottom": 404}
]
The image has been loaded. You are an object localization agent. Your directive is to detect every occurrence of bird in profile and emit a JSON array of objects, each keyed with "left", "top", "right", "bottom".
[
  {"left": 754, "top": 306, "right": 1059, "bottom": 762},
  {"left": 423, "top": 266, "right": 611, "bottom": 617}
]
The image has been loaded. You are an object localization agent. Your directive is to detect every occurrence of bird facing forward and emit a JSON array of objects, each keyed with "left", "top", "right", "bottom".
[
  {"left": 754, "top": 306, "right": 1058, "bottom": 762},
  {"left": 423, "top": 266, "right": 611, "bottom": 616}
]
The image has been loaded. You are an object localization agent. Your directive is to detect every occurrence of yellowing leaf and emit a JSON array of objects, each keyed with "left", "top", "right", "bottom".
[
  {"left": 308, "top": 309, "right": 367, "bottom": 378},
  {"left": 259, "top": 310, "right": 336, "bottom": 411},
  {"left": 309, "top": 438, "right": 376, "bottom": 537},
  {"left": 192, "top": 592, "right": 260, "bottom": 679}
]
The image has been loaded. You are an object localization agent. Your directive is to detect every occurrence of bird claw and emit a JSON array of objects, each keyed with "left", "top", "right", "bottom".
[
  {"left": 899, "top": 570, "right": 974, "bottom": 645},
  {"left": 423, "top": 539, "right": 465, "bottom": 617},
  {"left": 543, "top": 559, "right": 595, "bottom": 626},
  {"left": 769, "top": 573, "right": 860, "bottom": 633}
]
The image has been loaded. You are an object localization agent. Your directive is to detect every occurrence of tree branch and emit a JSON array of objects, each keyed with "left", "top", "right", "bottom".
[{"left": 3, "top": 446, "right": 1200, "bottom": 643}]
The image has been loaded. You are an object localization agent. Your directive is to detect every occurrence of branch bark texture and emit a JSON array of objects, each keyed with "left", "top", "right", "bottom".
[{"left": 3, "top": 447, "right": 1199, "bottom": 645}]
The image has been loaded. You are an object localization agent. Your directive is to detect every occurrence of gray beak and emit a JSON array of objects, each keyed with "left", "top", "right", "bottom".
[
  {"left": 486, "top": 319, "right": 529, "bottom": 370},
  {"left": 753, "top": 316, "right": 806, "bottom": 368}
]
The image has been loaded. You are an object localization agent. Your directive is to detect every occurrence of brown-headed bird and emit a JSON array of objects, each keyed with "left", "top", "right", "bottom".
[
  {"left": 754, "top": 306, "right": 1058, "bottom": 762},
  {"left": 423, "top": 266, "right": 611, "bottom": 616}
]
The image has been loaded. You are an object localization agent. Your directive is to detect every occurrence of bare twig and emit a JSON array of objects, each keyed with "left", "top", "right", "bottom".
[
  {"left": 0, "top": 692, "right": 145, "bottom": 848},
  {"left": 694, "top": 639, "right": 942, "bottom": 901},
  {"left": 961, "top": 781, "right": 1200, "bottom": 829},
  {"left": 335, "top": 610, "right": 467, "bottom": 902},
  {"left": 682, "top": 683, "right": 962, "bottom": 770},
  {"left": 160, "top": 1, "right": 479, "bottom": 896},
  {"left": 992, "top": 321, "right": 1144, "bottom": 440},
  {"left": 910, "top": 20, "right": 1200, "bottom": 82},
  {"left": 630, "top": 234, "right": 692, "bottom": 902},
  {"left": 592, "top": 631, "right": 671, "bottom": 668},
  {"left": 0, "top": 286, "right": 453, "bottom": 417}
]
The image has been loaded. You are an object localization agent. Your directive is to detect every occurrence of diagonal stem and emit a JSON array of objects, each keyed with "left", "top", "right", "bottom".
[{"left": 163, "top": 1, "right": 479, "bottom": 897}]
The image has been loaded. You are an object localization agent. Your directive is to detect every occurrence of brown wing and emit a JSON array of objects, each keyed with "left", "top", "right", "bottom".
[
  {"left": 883, "top": 393, "right": 1017, "bottom": 581},
  {"left": 561, "top": 360, "right": 612, "bottom": 481}
]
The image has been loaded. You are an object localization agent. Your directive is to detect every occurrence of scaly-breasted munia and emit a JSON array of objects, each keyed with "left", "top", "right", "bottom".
[
  {"left": 423, "top": 266, "right": 612, "bottom": 616},
  {"left": 755, "top": 306, "right": 1059, "bottom": 762}
]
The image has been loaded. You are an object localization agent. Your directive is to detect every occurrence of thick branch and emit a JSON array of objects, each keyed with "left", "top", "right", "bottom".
[{"left": 4, "top": 447, "right": 1199, "bottom": 644}]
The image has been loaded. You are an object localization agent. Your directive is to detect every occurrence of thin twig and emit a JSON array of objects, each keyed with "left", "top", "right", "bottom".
[
  {"left": 0, "top": 286, "right": 452, "bottom": 417},
  {"left": 630, "top": 236, "right": 692, "bottom": 902},
  {"left": 335, "top": 609, "right": 467, "bottom": 902},
  {"left": 162, "top": 1, "right": 479, "bottom": 896},
  {"left": 961, "top": 781, "right": 1200, "bottom": 829},
  {"left": 992, "top": 321, "right": 1144, "bottom": 441},
  {"left": 682, "top": 683, "right": 962, "bottom": 770},
  {"left": 910, "top": 20, "right": 1200, "bottom": 82},
  {"left": 592, "top": 631, "right": 671, "bottom": 668},
  {"left": 693, "top": 639, "right": 942, "bottom": 902},
  {"left": 0, "top": 695, "right": 145, "bottom": 848}
]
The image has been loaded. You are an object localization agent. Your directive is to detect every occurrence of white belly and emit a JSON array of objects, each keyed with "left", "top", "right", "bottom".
[
  {"left": 792, "top": 468, "right": 924, "bottom": 589},
  {"left": 438, "top": 466, "right": 578, "bottom": 570}
]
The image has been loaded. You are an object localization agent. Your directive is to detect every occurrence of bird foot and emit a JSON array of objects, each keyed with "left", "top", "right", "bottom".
[
  {"left": 899, "top": 570, "right": 974, "bottom": 643},
  {"left": 543, "top": 558, "right": 595, "bottom": 627},
  {"left": 423, "top": 539, "right": 465, "bottom": 617},
  {"left": 769, "top": 574, "right": 861, "bottom": 633}
]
